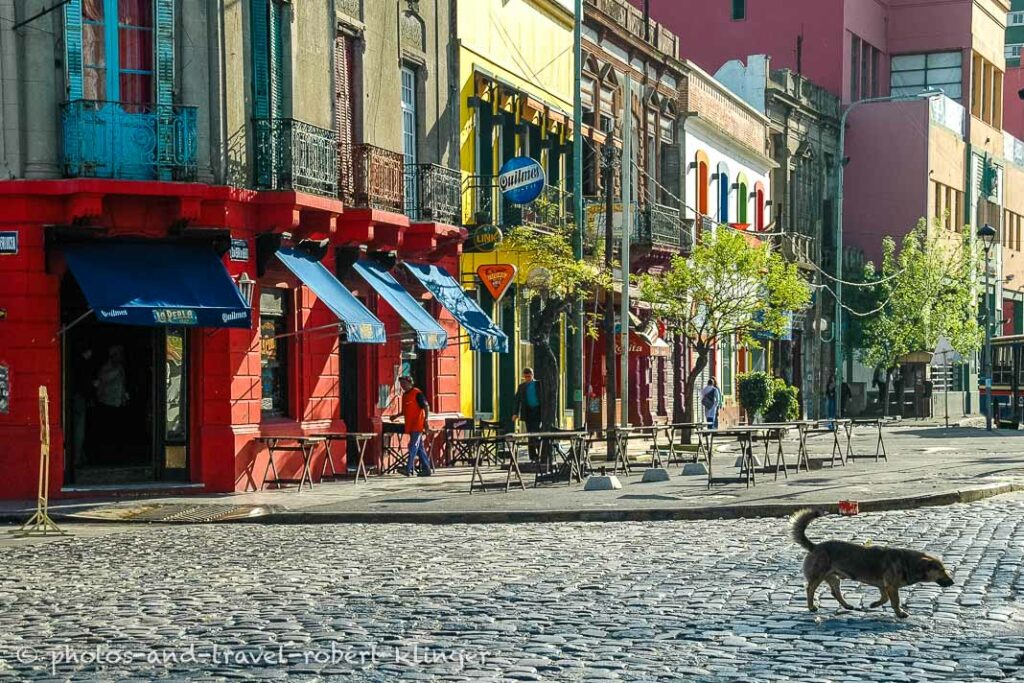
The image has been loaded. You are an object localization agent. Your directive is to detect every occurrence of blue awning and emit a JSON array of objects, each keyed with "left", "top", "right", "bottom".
[
  {"left": 352, "top": 260, "right": 447, "bottom": 350},
  {"left": 276, "top": 247, "right": 385, "bottom": 344},
  {"left": 62, "top": 242, "right": 251, "bottom": 328},
  {"left": 403, "top": 262, "right": 508, "bottom": 353}
]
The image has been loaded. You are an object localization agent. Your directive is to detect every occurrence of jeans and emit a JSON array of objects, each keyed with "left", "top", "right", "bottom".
[
  {"left": 406, "top": 432, "right": 432, "bottom": 473},
  {"left": 705, "top": 404, "right": 719, "bottom": 430},
  {"left": 826, "top": 397, "right": 836, "bottom": 429}
]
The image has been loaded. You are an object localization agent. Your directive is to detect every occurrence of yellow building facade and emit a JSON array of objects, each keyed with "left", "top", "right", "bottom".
[{"left": 457, "top": 0, "right": 577, "bottom": 426}]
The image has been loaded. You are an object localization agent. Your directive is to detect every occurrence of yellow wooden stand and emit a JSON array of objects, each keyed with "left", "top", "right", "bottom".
[{"left": 14, "top": 386, "right": 65, "bottom": 536}]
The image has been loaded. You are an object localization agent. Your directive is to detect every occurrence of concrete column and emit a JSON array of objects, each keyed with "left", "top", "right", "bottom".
[
  {"left": 20, "top": 0, "right": 61, "bottom": 178},
  {"left": 0, "top": 0, "right": 20, "bottom": 177}
]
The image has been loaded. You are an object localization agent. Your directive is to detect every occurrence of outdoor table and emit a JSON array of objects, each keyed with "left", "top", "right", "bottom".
[
  {"left": 661, "top": 423, "right": 707, "bottom": 465},
  {"left": 253, "top": 435, "right": 325, "bottom": 492},
  {"left": 700, "top": 428, "right": 758, "bottom": 488},
  {"left": 318, "top": 432, "right": 377, "bottom": 483},
  {"left": 380, "top": 427, "right": 439, "bottom": 475},
  {"left": 508, "top": 431, "right": 587, "bottom": 487},
  {"left": 847, "top": 417, "right": 897, "bottom": 462},
  {"left": 795, "top": 419, "right": 851, "bottom": 469},
  {"left": 469, "top": 434, "right": 525, "bottom": 494},
  {"left": 739, "top": 423, "right": 794, "bottom": 480}
]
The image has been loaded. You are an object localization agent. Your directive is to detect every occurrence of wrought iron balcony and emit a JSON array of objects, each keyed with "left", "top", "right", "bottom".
[
  {"left": 252, "top": 117, "right": 339, "bottom": 197},
  {"left": 463, "top": 175, "right": 498, "bottom": 226},
  {"left": 777, "top": 231, "right": 815, "bottom": 266},
  {"left": 503, "top": 184, "right": 573, "bottom": 233},
  {"left": 353, "top": 144, "right": 405, "bottom": 212},
  {"left": 61, "top": 100, "right": 198, "bottom": 181},
  {"left": 637, "top": 202, "right": 685, "bottom": 249},
  {"left": 405, "top": 164, "right": 462, "bottom": 224}
]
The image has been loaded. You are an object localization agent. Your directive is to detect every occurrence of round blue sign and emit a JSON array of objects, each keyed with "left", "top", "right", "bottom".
[{"left": 498, "top": 156, "right": 546, "bottom": 205}]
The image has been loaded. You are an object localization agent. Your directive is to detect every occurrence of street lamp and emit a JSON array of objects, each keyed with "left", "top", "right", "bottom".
[
  {"left": 978, "top": 222, "right": 997, "bottom": 431},
  {"left": 833, "top": 89, "right": 942, "bottom": 418}
]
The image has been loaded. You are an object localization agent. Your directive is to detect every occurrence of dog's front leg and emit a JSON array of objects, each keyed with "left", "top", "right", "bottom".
[{"left": 887, "top": 586, "right": 909, "bottom": 618}]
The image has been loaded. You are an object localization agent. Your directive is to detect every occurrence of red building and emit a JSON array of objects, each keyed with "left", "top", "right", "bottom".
[{"left": 0, "top": 177, "right": 472, "bottom": 500}]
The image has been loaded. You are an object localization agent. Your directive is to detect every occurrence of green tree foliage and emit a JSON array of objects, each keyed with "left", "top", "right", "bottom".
[
  {"left": 638, "top": 228, "right": 811, "bottom": 425},
  {"left": 737, "top": 371, "right": 775, "bottom": 420},
  {"left": 859, "top": 220, "right": 982, "bottom": 373},
  {"left": 503, "top": 224, "right": 611, "bottom": 429},
  {"left": 763, "top": 382, "right": 801, "bottom": 423}
]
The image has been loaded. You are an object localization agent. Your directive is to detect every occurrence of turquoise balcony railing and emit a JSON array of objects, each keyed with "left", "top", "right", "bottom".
[
  {"left": 252, "top": 117, "right": 339, "bottom": 197},
  {"left": 61, "top": 100, "right": 198, "bottom": 181}
]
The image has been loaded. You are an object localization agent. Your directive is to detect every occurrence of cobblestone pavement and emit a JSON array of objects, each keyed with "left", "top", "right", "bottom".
[{"left": 2, "top": 497, "right": 1024, "bottom": 682}]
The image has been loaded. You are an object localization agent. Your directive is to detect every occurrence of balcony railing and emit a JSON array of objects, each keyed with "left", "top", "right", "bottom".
[
  {"left": 353, "top": 144, "right": 405, "bottom": 212},
  {"left": 584, "top": 0, "right": 679, "bottom": 58},
  {"left": 61, "top": 100, "right": 198, "bottom": 181},
  {"left": 504, "top": 184, "right": 573, "bottom": 233},
  {"left": 253, "top": 117, "right": 339, "bottom": 197},
  {"left": 637, "top": 202, "right": 685, "bottom": 249},
  {"left": 405, "top": 164, "right": 462, "bottom": 224},
  {"left": 777, "top": 231, "right": 815, "bottom": 266}
]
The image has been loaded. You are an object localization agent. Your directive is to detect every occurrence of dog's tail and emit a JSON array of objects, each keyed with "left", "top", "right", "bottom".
[{"left": 790, "top": 508, "right": 826, "bottom": 551}]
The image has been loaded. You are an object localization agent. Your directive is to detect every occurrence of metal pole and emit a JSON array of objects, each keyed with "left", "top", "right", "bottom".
[
  {"left": 985, "top": 246, "right": 993, "bottom": 431},
  {"left": 572, "top": 0, "right": 585, "bottom": 429},
  {"left": 602, "top": 140, "right": 617, "bottom": 456},
  {"left": 621, "top": 75, "right": 632, "bottom": 428}
]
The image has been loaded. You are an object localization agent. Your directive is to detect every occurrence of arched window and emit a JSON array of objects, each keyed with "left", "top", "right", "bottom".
[
  {"left": 754, "top": 181, "right": 766, "bottom": 230},
  {"left": 695, "top": 150, "right": 709, "bottom": 216},
  {"left": 718, "top": 162, "right": 730, "bottom": 223},
  {"left": 736, "top": 172, "right": 749, "bottom": 225}
]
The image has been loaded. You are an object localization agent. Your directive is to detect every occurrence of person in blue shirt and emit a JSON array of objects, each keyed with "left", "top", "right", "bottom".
[{"left": 512, "top": 367, "right": 544, "bottom": 461}]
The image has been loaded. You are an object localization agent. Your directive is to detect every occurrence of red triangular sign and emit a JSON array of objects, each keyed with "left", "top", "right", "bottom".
[{"left": 477, "top": 264, "right": 517, "bottom": 302}]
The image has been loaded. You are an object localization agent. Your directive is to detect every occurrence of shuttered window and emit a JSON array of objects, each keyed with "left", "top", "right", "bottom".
[
  {"left": 335, "top": 31, "right": 356, "bottom": 202},
  {"left": 251, "top": 0, "right": 285, "bottom": 120}
]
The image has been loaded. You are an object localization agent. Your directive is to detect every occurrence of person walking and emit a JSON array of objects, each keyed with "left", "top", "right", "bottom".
[
  {"left": 825, "top": 375, "right": 837, "bottom": 429},
  {"left": 512, "top": 367, "right": 544, "bottom": 461},
  {"left": 700, "top": 378, "right": 722, "bottom": 430},
  {"left": 392, "top": 375, "right": 432, "bottom": 477}
]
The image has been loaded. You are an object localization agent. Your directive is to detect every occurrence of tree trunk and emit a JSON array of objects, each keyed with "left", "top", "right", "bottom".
[
  {"left": 680, "top": 347, "right": 710, "bottom": 444},
  {"left": 531, "top": 297, "right": 566, "bottom": 431},
  {"left": 672, "top": 332, "right": 685, "bottom": 423}
]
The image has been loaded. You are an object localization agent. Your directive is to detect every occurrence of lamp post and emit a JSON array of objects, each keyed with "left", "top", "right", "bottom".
[
  {"left": 834, "top": 90, "right": 940, "bottom": 417},
  {"left": 978, "top": 222, "right": 997, "bottom": 431}
]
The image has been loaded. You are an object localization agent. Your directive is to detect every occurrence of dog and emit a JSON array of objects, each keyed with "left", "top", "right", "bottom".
[{"left": 791, "top": 508, "right": 954, "bottom": 618}]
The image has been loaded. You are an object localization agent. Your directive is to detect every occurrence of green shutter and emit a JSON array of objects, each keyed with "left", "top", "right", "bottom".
[
  {"left": 64, "top": 0, "right": 83, "bottom": 100},
  {"left": 251, "top": 0, "right": 270, "bottom": 118},
  {"left": 269, "top": 0, "right": 285, "bottom": 118}
]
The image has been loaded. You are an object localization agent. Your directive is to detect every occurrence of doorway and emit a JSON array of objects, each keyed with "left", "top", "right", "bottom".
[{"left": 62, "top": 275, "right": 190, "bottom": 486}]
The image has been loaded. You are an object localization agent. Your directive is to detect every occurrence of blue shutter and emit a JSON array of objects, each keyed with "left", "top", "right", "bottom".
[
  {"left": 64, "top": 0, "right": 83, "bottom": 100},
  {"left": 155, "top": 0, "right": 176, "bottom": 179}
]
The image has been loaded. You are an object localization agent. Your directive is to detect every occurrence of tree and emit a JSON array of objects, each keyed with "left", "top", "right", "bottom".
[
  {"left": 503, "top": 224, "right": 611, "bottom": 430},
  {"left": 637, "top": 228, "right": 811, "bottom": 429},
  {"left": 859, "top": 220, "right": 982, "bottom": 390}
]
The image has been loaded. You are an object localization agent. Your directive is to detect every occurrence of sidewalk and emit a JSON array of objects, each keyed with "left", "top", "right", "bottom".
[{"left": 3, "top": 425, "right": 1023, "bottom": 525}]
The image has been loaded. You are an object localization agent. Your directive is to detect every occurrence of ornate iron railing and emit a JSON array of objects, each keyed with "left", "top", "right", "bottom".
[
  {"left": 61, "top": 100, "right": 198, "bottom": 181},
  {"left": 353, "top": 144, "right": 405, "bottom": 212},
  {"left": 637, "top": 202, "right": 683, "bottom": 249},
  {"left": 252, "top": 118, "right": 339, "bottom": 197},
  {"left": 405, "top": 164, "right": 462, "bottom": 224},
  {"left": 462, "top": 174, "right": 498, "bottom": 226},
  {"left": 503, "top": 184, "right": 573, "bottom": 233}
]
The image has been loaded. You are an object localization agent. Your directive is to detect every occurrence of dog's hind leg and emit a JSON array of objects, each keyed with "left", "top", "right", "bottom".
[
  {"left": 886, "top": 586, "right": 909, "bottom": 619},
  {"left": 825, "top": 576, "right": 856, "bottom": 610},
  {"left": 869, "top": 588, "right": 887, "bottom": 609}
]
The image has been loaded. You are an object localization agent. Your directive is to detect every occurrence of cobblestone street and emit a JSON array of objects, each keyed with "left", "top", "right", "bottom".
[{"left": 2, "top": 497, "right": 1024, "bottom": 682}]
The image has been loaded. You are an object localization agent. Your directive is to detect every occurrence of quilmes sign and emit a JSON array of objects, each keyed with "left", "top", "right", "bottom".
[
  {"left": 0, "top": 231, "right": 18, "bottom": 255},
  {"left": 498, "top": 156, "right": 545, "bottom": 205}
]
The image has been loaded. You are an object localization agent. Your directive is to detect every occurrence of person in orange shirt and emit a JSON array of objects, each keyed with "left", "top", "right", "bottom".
[{"left": 392, "top": 375, "right": 432, "bottom": 476}]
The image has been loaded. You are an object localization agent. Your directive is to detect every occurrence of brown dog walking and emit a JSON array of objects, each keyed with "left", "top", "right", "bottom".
[{"left": 791, "top": 509, "right": 954, "bottom": 618}]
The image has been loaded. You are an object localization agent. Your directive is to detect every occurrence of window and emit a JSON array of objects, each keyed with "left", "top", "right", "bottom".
[
  {"left": 599, "top": 84, "right": 616, "bottom": 133},
  {"left": 695, "top": 151, "right": 709, "bottom": 216},
  {"left": 994, "top": 345, "right": 1013, "bottom": 386},
  {"left": 81, "top": 0, "right": 154, "bottom": 103},
  {"left": 718, "top": 164, "right": 729, "bottom": 223},
  {"left": 969, "top": 52, "right": 1002, "bottom": 125},
  {"left": 722, "top": 335, "right": 733, "bottom": 395},
  {"left": 251, "top": 0, "right": 287, "bottom": 120},
  {"left": 731, "top": 0, "right": 745, "bottom": 21},
  {"left": 1009, "top": 10, "right": 1024, "bottom": 25},
  {"left": 581, "top": 75, "right": 596, "bottom": 114},
  {"left": 754, "top": 181, "right": 766, "bottom": 230},
  {"left": 401, "top": 66, "right": 418, "bottom": 214},
  {"left": 260, "top": 288, "right": 290, "bottom": 417},
  {"left": 891, "top": 51, "right": 963, "bottom": 103},
  {"left": 335, "top": 31, "right": 356, "bottom": 200},
  {"left": 850, "top": 35, "right": 861, "bottom": 101},
  {"left": 1006, "top": 44, "right": 1023, "bottom": 60}
]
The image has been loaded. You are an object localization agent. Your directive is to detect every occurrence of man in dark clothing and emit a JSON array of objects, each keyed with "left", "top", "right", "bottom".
[{"left": 512, "top": 367, "right": 544, "bottom": 461}]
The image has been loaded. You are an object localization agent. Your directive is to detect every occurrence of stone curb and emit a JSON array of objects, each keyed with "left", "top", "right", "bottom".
[{"left": 2, "top": 483, "right": 1020, "bottom": 527}]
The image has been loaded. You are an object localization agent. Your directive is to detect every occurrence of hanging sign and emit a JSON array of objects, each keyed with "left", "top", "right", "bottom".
[
  {"left": 477, "top": 264, "right": 517, "bottom": 302},
  {"left": 0, "top": 364, "right": 9, "bottom": 414},
  {"left": 0, "top": 231, "right": 18, "bottom": 255},
  {"left": 229, "top": 239, "right": 250, "bottom": 263},
  {"left": 472, "top": 224, "right": 503, "bottom": 252},
  {"left": 498, "top": 157, "right": 545, "bottom": 205}
]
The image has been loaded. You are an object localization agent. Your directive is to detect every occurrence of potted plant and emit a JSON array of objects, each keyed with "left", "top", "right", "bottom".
[{"left": 737, "top": 371, "right": 775, "bottom": 424}]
